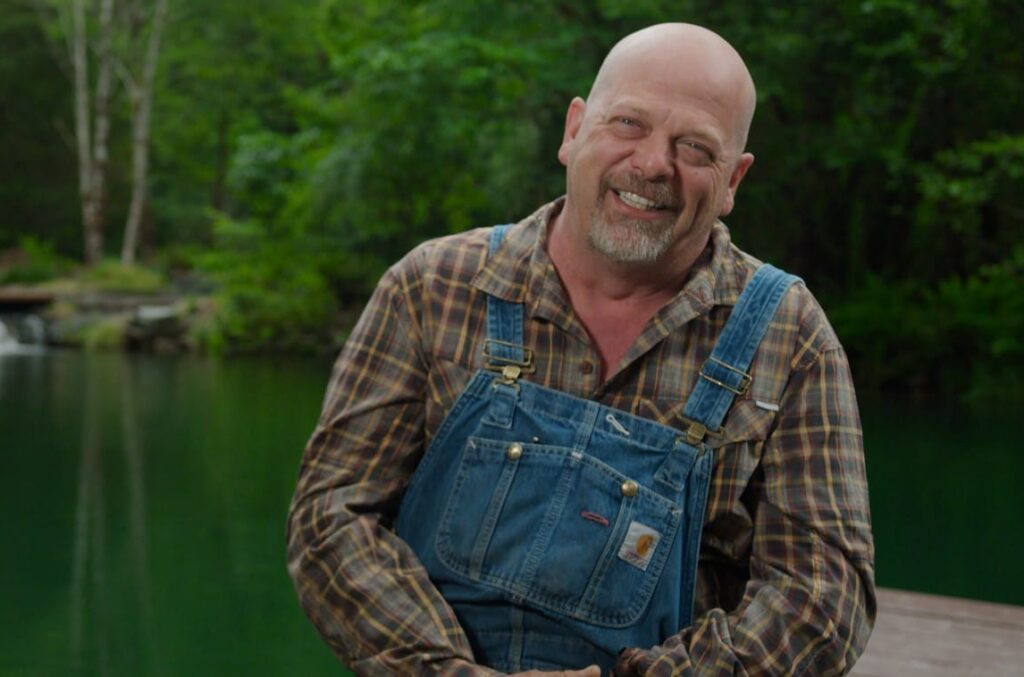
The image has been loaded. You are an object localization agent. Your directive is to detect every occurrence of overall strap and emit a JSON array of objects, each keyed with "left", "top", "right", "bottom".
[
  {"left": 484, "top": 225, "right": 530, "bottom": 369},
  {"left": 681, "top": 264, "right": 800, "bottom": 441}
]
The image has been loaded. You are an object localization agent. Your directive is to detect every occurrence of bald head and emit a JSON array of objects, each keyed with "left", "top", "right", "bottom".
[{"left": 588, "top": 23, "right": 756, "bottom": 152}]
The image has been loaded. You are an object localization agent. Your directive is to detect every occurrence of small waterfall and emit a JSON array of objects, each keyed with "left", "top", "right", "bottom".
[
  {"left": 0, "top": 319, "right": 15, "bottom": 351},
  {"left": 22, "top": 315, "right": 45, "bottom": 343},
  {"left": 0, "top": 314, "right": 47, "bottom": 354}
]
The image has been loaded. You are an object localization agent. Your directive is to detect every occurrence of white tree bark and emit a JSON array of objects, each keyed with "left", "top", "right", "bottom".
[
  {"left": 121, "top": 0, "right": 168, "bottom": 265},
  {"left": 69, "top": 0, "right": 115, "bottom": 265},
  {"left": 92, "top": 0, "right": 116, "bottom": 259},
  {"left": 71, "top": 0, "right": 97, "bottom": 263}
]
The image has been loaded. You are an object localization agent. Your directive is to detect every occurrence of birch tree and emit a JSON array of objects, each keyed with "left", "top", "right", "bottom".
[
  {"left": 120, "top": 0, "right": 168, "bottom": 264},
  {"left": 70, "top": 0, "right": 115, "bottom": 264}
]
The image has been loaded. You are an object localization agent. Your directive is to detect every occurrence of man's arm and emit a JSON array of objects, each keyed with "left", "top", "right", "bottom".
[
  {"left": 617, "top": 329, "right": 876, "bottom": 675},
  {"left": 286, "top": 259, "right": 495, "bottom": 676}
]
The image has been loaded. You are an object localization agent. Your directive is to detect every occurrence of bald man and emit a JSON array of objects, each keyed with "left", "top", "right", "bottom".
[{"left": 289, "top": 23, "right": 875, "bottom": 676}]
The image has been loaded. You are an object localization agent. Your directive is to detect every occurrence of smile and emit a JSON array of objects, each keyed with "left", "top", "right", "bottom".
[{"left": 614, "top": 190, "right": 674, "bottom": 212}]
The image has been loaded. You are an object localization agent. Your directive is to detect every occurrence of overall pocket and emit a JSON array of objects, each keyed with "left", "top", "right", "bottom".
[{"left": 436, "top": 435, "right": 682, "bottom": 627}]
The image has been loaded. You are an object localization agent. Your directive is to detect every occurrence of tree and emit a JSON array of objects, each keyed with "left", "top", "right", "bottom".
[
  {"left": 29, "top": 0, "right": 169, "bottom": 265},
  {"left": 120, "top": 0, "right": 169, "bottom": 264},
  {"left": 70, "top": 0, "right": 115, "bottom": 264}
]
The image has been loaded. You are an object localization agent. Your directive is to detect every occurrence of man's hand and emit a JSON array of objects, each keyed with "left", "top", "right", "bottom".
[{"left": 508, "top": 666, "right": 601, "bottom": 677}]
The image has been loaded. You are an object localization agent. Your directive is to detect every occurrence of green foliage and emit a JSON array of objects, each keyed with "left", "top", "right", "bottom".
[
  {"left": 0, "top": 236, "right": 76, "bottom": 284},
  {"left": 3, "top": 0, "right": 1022, "bottom": 397},
  {"left": 911, "top": 133, "right": 1024, "bottom": 278},
  {"left": 833, "top": 245, "right": 1024, "bottom": 398},
  {"left": 81, "top": 315, "right": 129, "bottom": 351},
  {"left": 0, "top": 4, "right": 79, "bottom": 254},
  {"left": 80, "top": 261, "right": 167, "bottom": 294},
  {"left": 191, "top": 213, "right": 339, "bottom": 354}
]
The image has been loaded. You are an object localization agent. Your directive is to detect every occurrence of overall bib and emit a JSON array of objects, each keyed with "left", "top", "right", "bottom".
[{"left": 396, "top": 225, "right": 798, "bottom": 673}]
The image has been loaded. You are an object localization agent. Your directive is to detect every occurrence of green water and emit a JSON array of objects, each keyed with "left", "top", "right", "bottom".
[{"left": 1, "top": 350, "right": 1021, "bottom": 675}]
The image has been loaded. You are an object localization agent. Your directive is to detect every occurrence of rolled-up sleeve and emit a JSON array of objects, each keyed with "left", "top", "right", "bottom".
[
  {"left": 617, "top": 344, "right": 876, "bottom": 675},
  {"left": 286, "top": 255, "right": 496, "bottom": 676}
]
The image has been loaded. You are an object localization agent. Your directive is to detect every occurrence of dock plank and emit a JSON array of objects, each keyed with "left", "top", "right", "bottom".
[{"left": 852, "top": 588, "right": 1024, "bottom": 676}]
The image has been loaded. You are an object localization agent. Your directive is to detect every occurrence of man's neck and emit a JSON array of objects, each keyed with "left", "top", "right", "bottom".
[{"left": 545, "top": 207, "right": 708, "bottom": 379}]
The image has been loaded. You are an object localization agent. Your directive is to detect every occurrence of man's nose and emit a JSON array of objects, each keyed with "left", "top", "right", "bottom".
[{"left": 630, "top": 134, "right": 674, "bottom": 180}]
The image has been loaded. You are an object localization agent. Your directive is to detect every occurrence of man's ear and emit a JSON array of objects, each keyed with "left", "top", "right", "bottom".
[
  {"left": 719, "top": 152, "right": 754, "bottom": 216},
  {"left": 557, "top": 97, "right": 587, "bottom": 167}
]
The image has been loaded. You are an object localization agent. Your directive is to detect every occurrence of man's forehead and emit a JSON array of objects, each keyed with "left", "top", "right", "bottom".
[{"left": 587, "top": 23, "right": 756, "bottom": 148}]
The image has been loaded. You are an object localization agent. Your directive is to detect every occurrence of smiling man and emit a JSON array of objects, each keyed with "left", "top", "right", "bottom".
[{"left": 288, "top": 23, "right": 875, "bottom": 676}]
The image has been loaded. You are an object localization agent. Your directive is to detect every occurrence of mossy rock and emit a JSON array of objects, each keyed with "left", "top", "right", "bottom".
[{"left": 80, "top": 315, "right": 130, "bottom": 351}]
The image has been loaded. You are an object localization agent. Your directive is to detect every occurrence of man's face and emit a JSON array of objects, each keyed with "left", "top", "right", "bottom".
[{"left": 557, "top": 60, "right": 753, "bottom": 267}]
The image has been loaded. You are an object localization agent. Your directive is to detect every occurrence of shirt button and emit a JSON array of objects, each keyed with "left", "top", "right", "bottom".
[
  {"left": 506, "top": 443, "right": 523, "bottom": 460},
  {"left": 580, "top": 360, "right": 594, "bottom": 375},
  {"left": 620, "top": 479, "right": 639, "bottom": 497}
]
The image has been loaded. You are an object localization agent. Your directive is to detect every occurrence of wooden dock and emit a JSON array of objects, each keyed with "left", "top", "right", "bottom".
[{"left": 852, "top": 587, "right": 1024, "bottom": 676}]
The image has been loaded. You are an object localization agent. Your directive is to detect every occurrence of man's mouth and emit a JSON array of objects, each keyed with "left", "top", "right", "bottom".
[{"left": 613, "top": 189, "right": 675, "bottom": 212}]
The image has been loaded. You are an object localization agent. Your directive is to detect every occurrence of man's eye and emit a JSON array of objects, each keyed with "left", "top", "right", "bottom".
[{"left": 679, "top": 141, "right": 713, "bottom": 165}]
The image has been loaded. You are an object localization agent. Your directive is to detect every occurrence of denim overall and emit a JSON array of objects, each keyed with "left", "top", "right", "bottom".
[{"left": 396, "top": 226, "right": 799, "bottom": 673}]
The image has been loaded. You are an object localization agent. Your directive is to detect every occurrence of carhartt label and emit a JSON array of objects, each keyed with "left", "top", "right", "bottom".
[{"left": 617, "top": 521, "right": 661, "bottom": 570}]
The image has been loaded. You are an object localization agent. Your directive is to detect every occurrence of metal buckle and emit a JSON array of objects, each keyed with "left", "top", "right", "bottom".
[
  {"left": 686, "top": 421, "right": 707, "bottom": 445},
  {"left": 483, "top": 339, "right": 535, "bottom": 373},
  {"left": 492, "top": 364, "right": 523, "bottom": 389},
  {"left": 699, "top": 356, "right": 752, "bottom": 395},
  {"left": 677, "top": 417, "right": 723, "bottom": 446}
]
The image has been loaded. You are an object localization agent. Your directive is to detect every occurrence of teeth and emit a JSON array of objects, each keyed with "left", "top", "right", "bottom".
[{"left": 618, "top": 191, "right": 658, "bottom": 210}]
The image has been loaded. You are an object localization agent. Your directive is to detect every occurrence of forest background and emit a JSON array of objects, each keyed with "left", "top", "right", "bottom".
[{"left": 2, "top": 0, "right": 1022, "bottom": 403}]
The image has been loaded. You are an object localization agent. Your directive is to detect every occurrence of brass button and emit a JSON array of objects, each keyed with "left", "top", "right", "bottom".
[
  {"left": 580, "top": 360, "right": 594, "bottom": 375},
  {"left": 506, "top": 442, "right": 523, "bottom": 460},
  {"left": 620, "top": 479, "right": 639, "bottom": 497}
]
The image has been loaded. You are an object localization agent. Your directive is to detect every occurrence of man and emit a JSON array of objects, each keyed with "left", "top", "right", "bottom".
[{"left": 288, "top": 23, "right": 875, "bottom": 676}]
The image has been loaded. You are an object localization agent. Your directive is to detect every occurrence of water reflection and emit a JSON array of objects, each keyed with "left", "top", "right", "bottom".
[
  {"left": 68, "top": 357, "right": 155, "bottom": 675},
  {"left": 0, "top": 351, "right": 341, "bottom": 676},
  {"left": 69, "top": 361, "right": 105, "bottom": 673}
]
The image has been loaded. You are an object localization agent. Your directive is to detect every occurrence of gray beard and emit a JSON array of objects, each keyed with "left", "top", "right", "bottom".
[{"left": 587, "top": 211, "right": 675, "bottom": 265}]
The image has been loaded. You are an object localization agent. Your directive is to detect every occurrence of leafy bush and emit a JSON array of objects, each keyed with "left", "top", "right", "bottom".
[
  {"left": 80, "top": 261, "right": 167, "bottom": 294},
  {"left": 192, "top": 214, "right": 339, "bottom": 353},
  {"left": 833, "top": 246, "right": 1024, "bottom": 401},
  {"left": 81, "top": 315, "right": 129, "bottom": 351},
  {"left": 0, "top": 236, "right": 76, "bottom": 284}
]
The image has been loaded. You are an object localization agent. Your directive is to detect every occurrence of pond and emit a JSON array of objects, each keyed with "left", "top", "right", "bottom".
[{"left": 1, "top": 348, "right": 1021, "bottom": 675}]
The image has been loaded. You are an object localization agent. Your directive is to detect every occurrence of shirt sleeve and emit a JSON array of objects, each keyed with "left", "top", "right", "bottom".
[
  {"left": 616, "top": 341, "right": 876, "bottom": 676},
  {"left": 286, "top": 258, "right": 498, "bottom": 676}
]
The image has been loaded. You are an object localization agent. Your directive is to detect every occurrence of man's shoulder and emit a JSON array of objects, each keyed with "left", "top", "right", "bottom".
[
  {"left": 722, "top": 238, "right": 844, "bottom": 370},
  {"left": 382, "top": 227, "right": 495, "bottom": 293},
  {"left": 408, "top": 227, "right": 493, "bottom": 275},
  {"left": 386, "top": 203, "right": 551, "bottom": 294}
]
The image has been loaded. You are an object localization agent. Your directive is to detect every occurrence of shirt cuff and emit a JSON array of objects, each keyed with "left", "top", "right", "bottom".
[{"left": 615, "top": 647, "right": 658, "bottom": 676}]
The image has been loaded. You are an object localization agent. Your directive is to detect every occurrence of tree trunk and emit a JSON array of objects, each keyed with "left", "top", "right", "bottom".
[
  {"left": 71, "top": 0, "right": 115, "bottom": 265},
  {"left": 91, "top": 0, "right": 116, "bottom": 260},
  {"left": 71, "top": 0, "right": 97, "bottom": 263},
  {"left": 122, "top": 0, "right": 168, "bottom": 265}
]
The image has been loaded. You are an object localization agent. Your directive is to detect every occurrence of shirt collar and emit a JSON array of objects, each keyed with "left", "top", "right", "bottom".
[{"left": 471, "top": 197, "right": 754, "bottom": 330}]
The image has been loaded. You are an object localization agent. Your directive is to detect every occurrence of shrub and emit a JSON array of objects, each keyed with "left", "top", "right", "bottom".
[
  {"left": 0, "top": 236, "right": 76, "bottom": 284},
  {"left": 80, "top": 261, "right": 167, "bottom": 294}
]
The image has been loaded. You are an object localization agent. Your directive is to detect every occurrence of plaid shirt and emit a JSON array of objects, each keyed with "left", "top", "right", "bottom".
[{"left": 287, "top": 199, "right": 875, "bottom": 676}]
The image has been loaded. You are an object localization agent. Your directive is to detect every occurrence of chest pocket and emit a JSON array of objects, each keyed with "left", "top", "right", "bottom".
[{"left": 435, "top": 434, "right": 685, "bottom": 628}]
